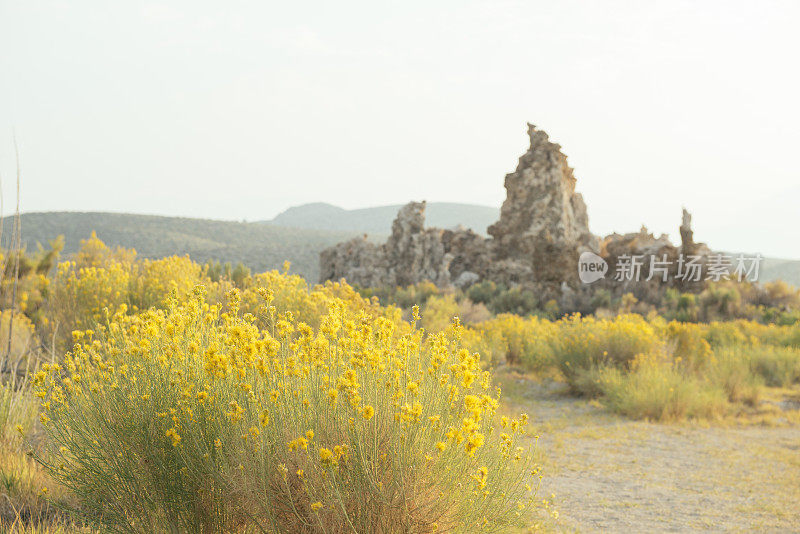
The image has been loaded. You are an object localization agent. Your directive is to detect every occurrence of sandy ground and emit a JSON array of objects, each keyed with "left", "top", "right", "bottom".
[{"left": 498, "top": 372, "right": 800, "bottom": 533}]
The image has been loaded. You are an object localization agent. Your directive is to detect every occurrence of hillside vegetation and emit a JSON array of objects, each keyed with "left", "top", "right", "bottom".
[
  {"left": 4, "top": 210, "right": 800, "bottom": 287},
  {"left": 2, "top": 212, "right": 367, "bottom": 281}
]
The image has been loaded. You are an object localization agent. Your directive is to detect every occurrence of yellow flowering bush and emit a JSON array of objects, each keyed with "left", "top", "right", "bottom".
[
  {"left": 553, "top": 314, "right": 661, "bottom": 377},
  {"left": 470, "top": 313, "right": 663, "bottom": 382},
  {"left": 237, "top": 269, "right": 328, "bottom": 327},
  {"left": 44, "top": 259, "right": 130, "bottom": 350},
  {"left": 42, "top": 235, "right": 136, "bottom": 351},
  {"left": 71, "top": 231, "right": 136, "bottom": 269},
  {"left": 420, "top": 294, "right": 461, "bottom": 333},
  {"left": 41, "top": 233, "right": 409, "bottom": 361},
  {"left": 659, "top": 321, "right": 713, "bottom": 371},
  {"left": 128, "top": 255, "right": 204, "bottom": 311},
  {"left": 34, "top": 285, "right": 537, "bottom": 532},
  {"left": 471, "top": 314, "right": 558, "bottom": 371}
]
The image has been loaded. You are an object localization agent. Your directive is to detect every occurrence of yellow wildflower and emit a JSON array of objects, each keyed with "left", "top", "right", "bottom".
[
  {"left": 319, "top": 447, "right": 337, "bottom": 467},
  {"left": 166, "top": 428, "right": 181, "bottom": 447},
  {"left": 361, "top": 405, "right": 375, "bottom": 420}
]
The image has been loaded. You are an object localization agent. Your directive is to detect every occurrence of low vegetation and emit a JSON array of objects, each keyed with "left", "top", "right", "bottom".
[
  {"left": 363, "top": 282, "right": 800, "bottom": 422},
  {"left": 1, "top": 235, "right": 541, "bottom": 532},
  {"left": 0, "top": 233, "right": 797, "bottom": 530},
  {"left": 3, "top": 212, "right": 364, "bottom": 282},
  {"left": 468, "top": 314, "right": 800, "bottom": 421}
]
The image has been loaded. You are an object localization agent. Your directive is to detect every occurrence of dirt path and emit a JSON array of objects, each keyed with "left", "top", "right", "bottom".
[{"left": 498, "top": 372, "right": 800, "bottom": 533}]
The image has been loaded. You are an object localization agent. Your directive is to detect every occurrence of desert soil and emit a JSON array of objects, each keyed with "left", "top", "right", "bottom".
[{"left": 497, "top": 371, "right": 800, "bottom": 533}]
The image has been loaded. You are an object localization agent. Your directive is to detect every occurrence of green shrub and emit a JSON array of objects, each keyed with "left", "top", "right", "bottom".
[
  {"left": 466, "top": 281, "right": 502, "bottom": 307},
  {"left": 490, "top": 287, "right": 538, "bottom": 316},
  {"left": 700, "top": 286, "right": 742, "bottom": 321},
  {"left": 597, "top": 356, "right": 728, "bottom": 421},
  {"left": 703, "top": 322, "right": 748, "bottom": 348},
  {"left": 747, "top": 346, "right": 800, "bottom": 387},
  {"left": 706, "top": 348, "right": 762, "bottom": 405}
]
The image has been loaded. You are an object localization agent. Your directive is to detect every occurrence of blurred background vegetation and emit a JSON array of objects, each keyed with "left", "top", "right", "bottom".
[{"left": 6, "top": 209, "right": 800, "bottom": 287}]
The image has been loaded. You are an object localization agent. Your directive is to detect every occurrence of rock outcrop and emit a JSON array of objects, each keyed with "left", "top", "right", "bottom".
[
  {"left": 679, "top": 208, "right": 710, "bottom": 259},
  {"left": 319, "top": 201, "right": 491, "bottom": 288},
  {"left": 592, "top": 208, "right": 712, "bottom": 305},
  {"left": 488, "top": 123, "right": 598, "bottom": 286},
  {"left": 318, "top": 235, "right": 389, "bottom": 289},
  {"left": 385, "top": 202, "right": 450, "bottom": 287},
  {"left": 319, "top": 123, "right": 711, "bottom": 306}
]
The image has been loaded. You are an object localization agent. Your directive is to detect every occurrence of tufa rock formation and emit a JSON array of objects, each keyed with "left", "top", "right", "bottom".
[
  {"left": 597, "top": 208, "right": 711, "bottom": 300},
  {"left": 319, "top": 123, "right": 710, "bottom": 306},
  {"left": 488, "top": 124, "right": 598, "bottom": 286},
  {"left": 318, "top": 201, "right": 491, "bottom": 289}
]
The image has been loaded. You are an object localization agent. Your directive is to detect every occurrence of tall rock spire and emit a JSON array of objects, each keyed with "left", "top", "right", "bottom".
[{"left": 487, "top": 123, "right": 597, "bottom": 284}]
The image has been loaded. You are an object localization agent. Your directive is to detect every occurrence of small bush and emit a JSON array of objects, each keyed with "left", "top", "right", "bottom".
[
  {"left": 554, "top": 314, "right": 661, "bottom": 381},
  {"left": 465, "top": 281, "right": 502, "bottom": 307},
  {"left": 703, "top": 321, "right": 748, "bottom": 348},
  {"left": 746, "top": 346, "right": 800, "bottom": 387},
  {"left": 706, "top": 348, "right": 763, "bottom": 405},
  {"left": 662, "top": 321, "right": 712, "bottom": 370},
  {"left": 458, "top": 299, "right": 492, "bottom": 326},
  {"left": 490, "top": 287, "right": 539, "bottom": 316},
  {"left": 597, "top": 355, "right": 728, "bottom": 421},
  {"left": 421, "top": 294, "right": 461, "bottom": 332},
  {"left": 473, "top": 314, "right": 557, "bottom": 371}
]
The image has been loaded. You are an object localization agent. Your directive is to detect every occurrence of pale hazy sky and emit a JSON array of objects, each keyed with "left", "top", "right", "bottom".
[{"left": 1, "top": 1, "right": 798, "bottom": 257}]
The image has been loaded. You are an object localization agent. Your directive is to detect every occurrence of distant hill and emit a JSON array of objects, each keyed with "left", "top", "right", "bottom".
[
  {"left": 1, "top": 212, "right": 367, "bottom": 281},
  {"left": 761, "top": 257, "right": 800, "bottom": 287},
  {"left": 265, "top": 202, "right": 500, "bottom": 235},
  {"left": 4, "top": 209, "right": 800, "bottom": 287}
]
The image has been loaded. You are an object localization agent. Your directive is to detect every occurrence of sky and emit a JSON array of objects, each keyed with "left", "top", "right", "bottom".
[{"left": 0, "top": 0, "right": 798, "bottom": 257}]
